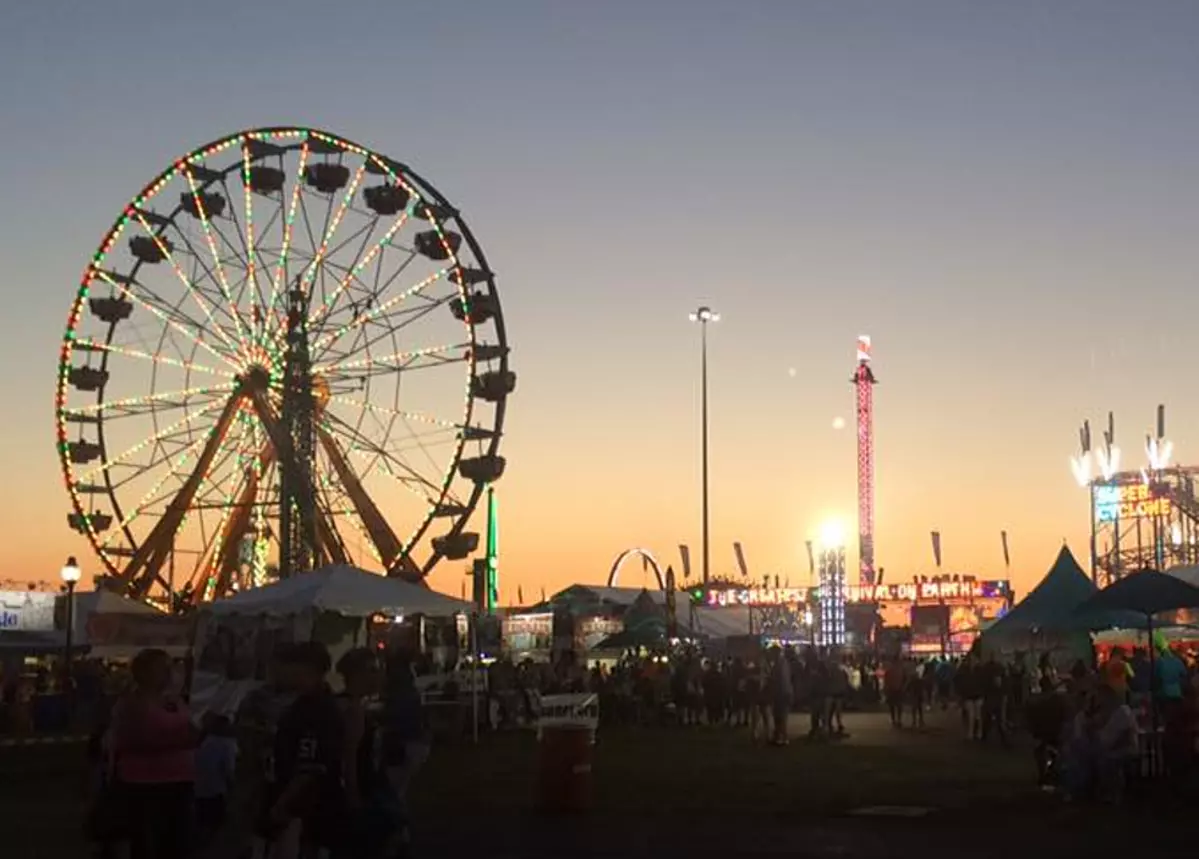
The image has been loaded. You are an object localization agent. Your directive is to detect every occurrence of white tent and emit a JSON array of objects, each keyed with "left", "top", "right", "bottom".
[
  {"left": 207, "top": 564, "right": 471, "bottom": 618},
  {"left": 194, "top": 566, "right": 470, "bottom": 714}
]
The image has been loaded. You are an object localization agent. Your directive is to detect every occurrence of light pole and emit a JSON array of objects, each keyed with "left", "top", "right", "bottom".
[
  {"left": 817, "top": 520, "right": 847, "bottom": 648},
  {"left": 688, "top": 305, "right": 719, "bottom": 587},
  {"left": 60, "top": 557, "right": 82, "bottom": 703}
]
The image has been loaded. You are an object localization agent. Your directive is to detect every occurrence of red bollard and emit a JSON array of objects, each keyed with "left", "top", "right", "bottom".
[{"left": 539, "top": 724, "right": 593, "bottom": 813}]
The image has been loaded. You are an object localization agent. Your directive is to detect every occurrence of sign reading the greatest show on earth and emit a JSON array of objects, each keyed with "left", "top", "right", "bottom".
[
  {"left": 1093, "top": 482, "right": 1172, "bottom": 523},
  {"left": 705, "top": 580, "right": 1010, "bottom": 608}
]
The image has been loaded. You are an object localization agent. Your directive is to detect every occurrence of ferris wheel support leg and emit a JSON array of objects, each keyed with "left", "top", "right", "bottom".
[
  {"left": 118, "top": 390, "right": 247, "bottom": 598},
  {"left": 202, "top": 445, "right": 274, "bottom": 602},
  {"left": 317, "top": 427, "right": 417, "bottom": 579},
  {"left": 243, "top": 390, "right": 350, "bottom": 570}
]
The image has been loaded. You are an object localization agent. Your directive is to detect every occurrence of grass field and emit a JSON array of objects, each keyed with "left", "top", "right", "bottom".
[{"left": 0, "top": 709, "right": 1191, "bottom": 857}]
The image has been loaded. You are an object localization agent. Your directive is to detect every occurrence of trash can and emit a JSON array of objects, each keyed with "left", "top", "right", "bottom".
[{"left": 538, "top": 724, "right": 593, "bottom": 813}]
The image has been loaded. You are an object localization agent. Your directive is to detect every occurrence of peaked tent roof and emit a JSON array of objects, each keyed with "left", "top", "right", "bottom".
[
  {"left": 207, "top": 565, "right": 471, "bottom": 618},
  {"left": 982, "top": 546, "right": 1095, "bottom": 642}
]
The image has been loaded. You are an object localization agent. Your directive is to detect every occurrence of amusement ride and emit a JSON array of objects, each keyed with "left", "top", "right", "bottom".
[{"left": 55, "top": 127, "right": 514, "bottom": 608}]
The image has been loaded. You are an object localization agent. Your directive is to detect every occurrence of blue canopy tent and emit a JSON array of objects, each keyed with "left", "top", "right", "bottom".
[{"left": 977, "top": 546, "right": 1096, "bottom": 661}]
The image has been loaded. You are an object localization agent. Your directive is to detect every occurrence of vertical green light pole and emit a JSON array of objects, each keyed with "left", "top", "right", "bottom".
[{"left": 485, "top": 485, "right": 499, "bottom": 614}]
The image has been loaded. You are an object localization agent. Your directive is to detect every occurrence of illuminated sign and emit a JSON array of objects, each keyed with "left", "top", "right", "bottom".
[
  {"left": 704, "top": 580, "right": 1010, "bottom": 608},
  {"left": 1094, "top": 482, "right": 1172, "bottom": 523}
]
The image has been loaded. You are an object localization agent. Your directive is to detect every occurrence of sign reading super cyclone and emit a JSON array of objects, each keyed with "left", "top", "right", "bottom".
[
  {"left": 1093, "top": 482, "right": 1172, "bottom": 523},
  {"left": 0, "top": 592, "right": 57, "bottom": 632}
]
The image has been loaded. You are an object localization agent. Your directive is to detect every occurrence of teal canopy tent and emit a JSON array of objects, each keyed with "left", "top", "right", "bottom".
[{"left": 977, "top": 546, "right": 1095, "bottom": 660}]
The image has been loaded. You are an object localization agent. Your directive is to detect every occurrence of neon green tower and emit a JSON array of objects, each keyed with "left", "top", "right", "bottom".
[{"left": 485, "top": 485, "right": 499, "bottom": 613}]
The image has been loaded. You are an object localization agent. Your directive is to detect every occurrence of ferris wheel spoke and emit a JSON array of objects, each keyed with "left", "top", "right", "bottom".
[
  {"left": 94, "top": 270, "right": 240, "bottom": 370},
  {"left": 308, "top": 220, "right": 380, "bottom": 335},
  {"left": 97, "top": 427, "right": 217, "bottom": 549},
  {"left": 76, "top": 399, "right": 230, "bottom": 482},
  {"left": 209, "top": 178, "right": 263, "bottom": 329},
  {"left": 129, "top": 213, "right": 242, "bottom": 353},
  {"left": 68, "top": 381, "right": 237, "bottom": 416},
  {"left": 307, "top": 208, "right": 411, "bottom": 335},
  {"left": 310, "top": 245, "right": 421, "bottom": 357},
  {"left": 181, "top": 166, "right": 251, "bottom": 345},
  {"left": 234, "top": 141, "right": 264, "bottom": 340},
  {"left": 163, "top": 225, "right": 250, "bottom": 345},
  {"left": 311, "top": 266, "right": 451, "bottom": 357},
  {"left": 316, "top": 341, "right": 466, "bottom": 378},
  {"left": 70, "top": 339, "right": 231, "bottom": 379},
  {"left": 322, "top": 412, "right": 444, "bottom": 502},
  {"left": 265, "top": 140, "right": 312, "bottom": 346}
]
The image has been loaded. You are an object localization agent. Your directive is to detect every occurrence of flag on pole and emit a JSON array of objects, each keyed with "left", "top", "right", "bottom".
[
  {"left": 733, "top": 542, "right": 749, "bottom": 579},
  {"left": 678, "top": 545, "right": 692, "bottom": 579}
]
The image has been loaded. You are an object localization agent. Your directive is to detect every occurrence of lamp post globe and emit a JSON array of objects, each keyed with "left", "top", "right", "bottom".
[{"left": 61, "top": 557, "right": 82, "bottom": 586}]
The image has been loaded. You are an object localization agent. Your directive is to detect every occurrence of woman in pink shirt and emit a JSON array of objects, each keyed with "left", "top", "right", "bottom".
[{"left": 111, "top": 648, "right": 197, "bottom": 859}]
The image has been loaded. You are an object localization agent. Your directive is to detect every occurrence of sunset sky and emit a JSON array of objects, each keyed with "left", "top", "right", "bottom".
[{"left": 3, "top": 2, "right": 1199, "bottom": 600}]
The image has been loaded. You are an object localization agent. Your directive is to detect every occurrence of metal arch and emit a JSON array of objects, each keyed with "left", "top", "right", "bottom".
[{"left": 606, "top": 547, "right": 666, "bottom": 590}]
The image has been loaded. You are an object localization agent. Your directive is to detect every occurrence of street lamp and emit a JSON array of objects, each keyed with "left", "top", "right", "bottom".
[
  {"left": 688, "top": 305, "right": 719, "bottom": 586},
  {"left": 60, "top": 557, "right": 81, "bottom": 694}
]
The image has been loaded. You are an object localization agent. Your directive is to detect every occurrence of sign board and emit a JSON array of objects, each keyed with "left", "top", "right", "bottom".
[
  {"left": 704, "top": 580, "right": 1010, "bottom": 608},
  {"left": 536, "top": 692, "right": 599, "bottom": 738},
  {"left": 1094, "top": 482, "right": 1171, "bottom": 523},
  {"left": 0, "top": 592, "right": 56, "bottom": 632}
]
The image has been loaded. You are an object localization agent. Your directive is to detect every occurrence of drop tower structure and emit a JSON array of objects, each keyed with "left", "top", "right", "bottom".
[{"left": 853, "top": 336, "right": 877, "bottom": 586}]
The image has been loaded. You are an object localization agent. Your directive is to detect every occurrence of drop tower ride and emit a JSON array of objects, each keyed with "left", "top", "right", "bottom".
[{"left": 853, "top": 336, "right": 877, "bottom": 586}]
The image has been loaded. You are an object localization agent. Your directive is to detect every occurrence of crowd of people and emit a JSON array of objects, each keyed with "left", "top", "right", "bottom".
[
  {"left": 6, "top": 630, "right": 1196, "bottom": 858},
  {"left": 84, "top": 637, "right": 428, "bottom": 859},
  {"left": 482, "top": 638, "right": 1199, "bottom": 804}
]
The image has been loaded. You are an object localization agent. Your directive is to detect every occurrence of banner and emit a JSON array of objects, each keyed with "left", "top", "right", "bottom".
[
  {"left": 0, "top": 592, "right": 56, "bottom": 632},
  {"left": 931, "top": 531, "right": 942, "bottom": 568},
  {"left": 536, "top": 692, "right": 599, "bottom": 737},
  {"left": 1000, "top": 530, "right": 1010, "bottom": 569},
  {"left": 732, "top": 542, "right": 749, "bottom": 579},
  {"left": 678, "top": 545, "right": 692, "bottom": 580}
]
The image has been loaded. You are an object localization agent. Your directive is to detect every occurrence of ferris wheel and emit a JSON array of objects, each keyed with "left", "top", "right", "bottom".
[{"left": 55, "top": 127, "right": 514, "bottom": 604}]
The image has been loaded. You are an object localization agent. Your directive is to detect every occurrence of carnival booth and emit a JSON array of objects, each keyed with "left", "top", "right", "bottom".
[{"left": 191, "top": 564, "right": 471, "bottom": 713}]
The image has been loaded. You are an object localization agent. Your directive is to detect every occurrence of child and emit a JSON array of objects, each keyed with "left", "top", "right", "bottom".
[{"left": 194, "top": 712, "right": 237, "bottom": 845}]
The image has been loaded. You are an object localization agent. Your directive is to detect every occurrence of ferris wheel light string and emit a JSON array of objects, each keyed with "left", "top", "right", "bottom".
[
  {"left": 67, "top": 380, "right": 236, "bottom": 416},
  {"left": 265, "top": 137, "right": 313, "bottom": 345},
  {"left": 70, "top": 339, "right": 229, "bottom": 378},
  {"left": 297, "top": 162, "right": 369, "bottom": 293},
  {"left": 328, "top": 395, "right": 458, "bottom": 428},
  {"left": 129, "top": 210, "right": 240, "bottom": 352},
  {"left": 312, "top": 266, "right": 450, "bottom": 353},
  {"left": 93, "top": 269, "right": 238, "bottom": 369},
  {"left": 180, "top": 163, "right": 251, "bottom": 344},
  {"left": 307, "top": 208, "right": 411, "bottom": 333},
  {"left": 316, "top": 341, "right": 462, "bottom": 375},
  {"left": 74, "top": 398, "right": 229, "bottom": 482},
  {"left": 239, "top": 139, "right": 262, "bottom": 346},
  {"left": 97, "top": 426, "right": 216, "bottom": 550}
]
